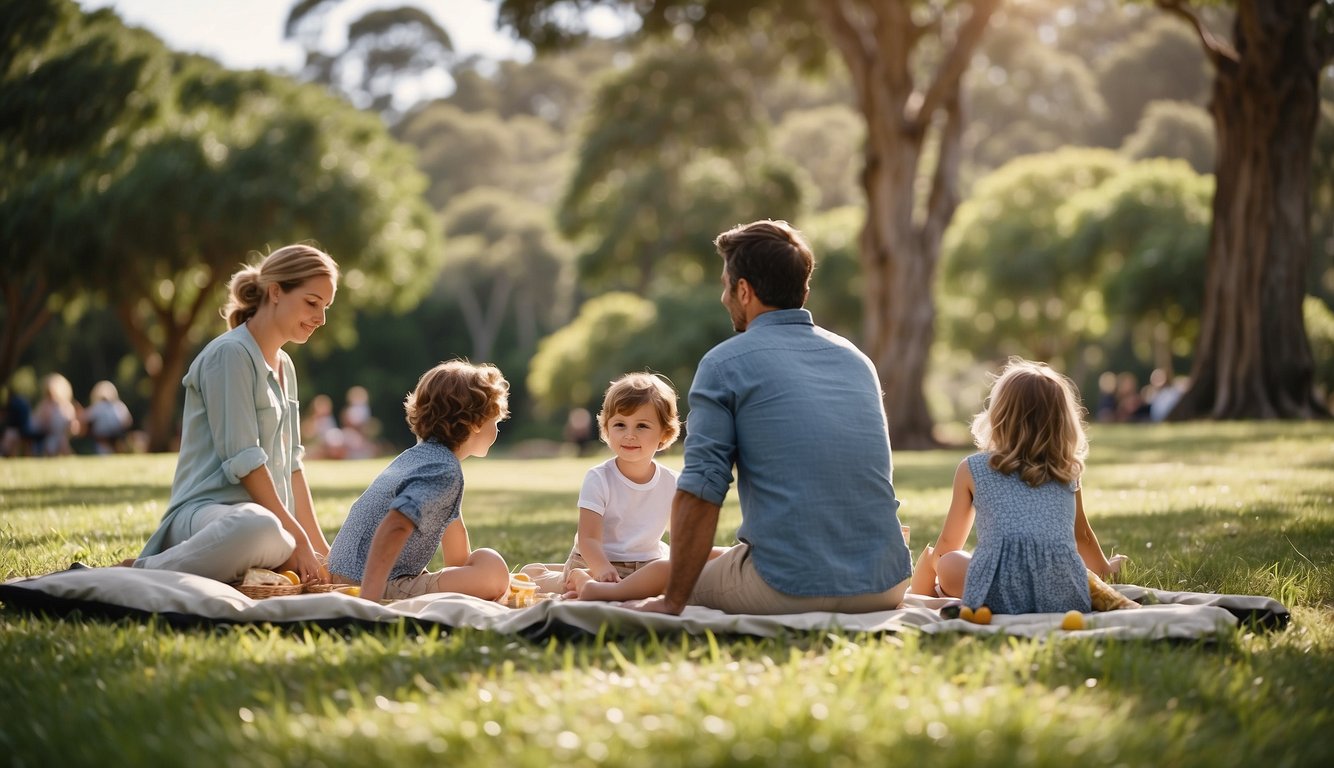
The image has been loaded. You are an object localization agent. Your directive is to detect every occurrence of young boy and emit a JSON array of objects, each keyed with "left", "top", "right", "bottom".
[
  {"left": 521, "top": 372, "right": 681, "bottom": 594},
  {"left": 326, "top": 361, "right": 511, "bottom": 602}
]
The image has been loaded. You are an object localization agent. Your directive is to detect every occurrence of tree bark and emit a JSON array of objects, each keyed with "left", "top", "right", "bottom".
[
  {"left": 1162, "top": 0, "right": 1330, "bottom": 419},
  {"left": 818, "top": 0, "right": 998, "bottom": 448}
]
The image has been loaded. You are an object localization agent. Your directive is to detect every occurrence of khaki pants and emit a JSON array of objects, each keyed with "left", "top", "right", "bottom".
[{"left": 689, "top": 544, "right": 909, "bottom": 615}]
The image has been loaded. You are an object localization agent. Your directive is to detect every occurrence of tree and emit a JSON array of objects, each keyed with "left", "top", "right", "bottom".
[
  {"left": 1120, "top": 99, "right": 1215, "bottom": 173},
  {"left": 941, "top": 150, "right": 1212, "bottom": 385},
  {"left": 284, "top": 0, "right": 455, "bottom": 119},
  {"left": 78, "top": 53, "right": 442, "bottom": 451},
  {"left": 1154, "top": 0, "right": 1332, "bottom": 418},
  {"left": 499, "top": 0, "right": 1002, "bottom": 448},
  {"left": 440, "top": 188, "right": 575, "bottom": 361},
  {"left": 0, "top": 0, "right": 169, "bottom": 390}
]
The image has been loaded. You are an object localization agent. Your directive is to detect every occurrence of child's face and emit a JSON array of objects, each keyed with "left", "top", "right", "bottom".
[{"left": 605, "top": 403, "right": 666, "bottom": 465}]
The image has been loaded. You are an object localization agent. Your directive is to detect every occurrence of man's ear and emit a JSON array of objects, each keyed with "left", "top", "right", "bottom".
[{"left": 734, "top": 277, "right": 755, "bottom": 305}]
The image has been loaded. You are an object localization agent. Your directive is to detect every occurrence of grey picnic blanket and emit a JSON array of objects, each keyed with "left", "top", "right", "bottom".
[{"left": 0, "top": 567, "right": 1288, "bottom": 640}]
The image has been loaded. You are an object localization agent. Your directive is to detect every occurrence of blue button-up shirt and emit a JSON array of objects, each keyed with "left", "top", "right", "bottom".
[
  {"left": 140, "top": 324, "right": 304, "bottom": 558},
  {"left": 676, "top": 308, "right": 912, "bottom": 596}
]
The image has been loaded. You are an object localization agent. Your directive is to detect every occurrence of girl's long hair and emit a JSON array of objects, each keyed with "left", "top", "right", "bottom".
[{"left": 970, "top": 358, "right": 1088, "bottom": 487}]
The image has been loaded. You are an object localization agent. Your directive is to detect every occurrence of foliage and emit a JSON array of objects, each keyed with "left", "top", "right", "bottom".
[
  {"left": 558, "top": 41, "right": 803, "bottom": 294},
  {"left": 1120, "top": 99, "right": 1215, "bottom": 173},
  {"left": 3, "top": 424, "right": 1334, "bottom": 766},
  {"left": 0, "top": 0, "right": 171, "bottom": 388},
  {"left": 941, "top": 150, "right": 1212, "bottom": 386},
  {"left": 1091, "top": 16, "right": 1211, "bottom": 146},
  {"left": 440, "top": 187, "right": 575, "bottom": 361},
  {"left": 1305, "top": 296, "right": 1334, "bottom": 407},
  {"left": 394, "top": 102, "right": 568, "bottom": 209},
  {"left": 285, "top": 0, "right": 455, "bottom": 118}
]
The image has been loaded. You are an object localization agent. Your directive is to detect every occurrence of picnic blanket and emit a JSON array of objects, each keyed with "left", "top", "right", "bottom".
[{"left": 0, "top": 567, "right": 1289, "bottom": 640}]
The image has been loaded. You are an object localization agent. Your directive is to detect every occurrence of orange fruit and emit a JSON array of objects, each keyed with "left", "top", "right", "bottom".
[
  {"left": 1061, "top": 610, "right": 1085, "bottom": 631},
  {"left": 958, "top": 605, "right": 974, "bottom": 621},
  {"left": 972, "top": 606, "right": 993, "bottom": 624},
  {"left": 512, "top": 572, "right": 532, "bottom": 582},
  {"left": 337, "top": 585, "right": 361, "bottom": 597},
  {"left": 281, "top": 570, "right": 300, "bottom": 585}
]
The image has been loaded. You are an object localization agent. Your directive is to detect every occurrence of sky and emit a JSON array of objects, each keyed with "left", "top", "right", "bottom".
[{"left": 77, "top": 0, "right": 540, "bottom": 72}]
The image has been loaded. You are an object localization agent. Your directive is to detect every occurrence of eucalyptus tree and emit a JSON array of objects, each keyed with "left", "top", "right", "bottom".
[
  {"left": 284, "top": 0, "right": 455, "bottom": 119},
  {"left": 1152, "top": 0, "right": 1332, "bottom": 418},
  {"left": 499, "top": 0, "right": 1002, "bottom": 448}
]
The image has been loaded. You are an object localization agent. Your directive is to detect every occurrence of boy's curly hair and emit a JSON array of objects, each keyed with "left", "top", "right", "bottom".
[
  {"left": 597, "top": 372, "right": 680, "bottom": 450},
  {"left": 404, "top": 361, "right": 510, "bottom": 450}
]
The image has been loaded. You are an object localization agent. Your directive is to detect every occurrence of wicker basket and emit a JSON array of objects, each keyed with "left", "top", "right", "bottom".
[
  {"left": 235, "top": 581, "right": 304, "bottom": 599},
  {"left": 304, "top": 583, "right": 339, "bottom": 593}
]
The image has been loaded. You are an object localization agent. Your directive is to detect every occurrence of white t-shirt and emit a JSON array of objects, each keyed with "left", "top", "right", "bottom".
[{"left": 575, "top": 457, "right": 677, "bottom": 562}]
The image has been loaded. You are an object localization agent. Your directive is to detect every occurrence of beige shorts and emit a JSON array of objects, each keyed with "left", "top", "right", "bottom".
[
  {"left": 689, "top": 544, "right": 909, "bottom": 615},
  {"left": 382, "top": 569, "right": 460, "bottom": 600}
]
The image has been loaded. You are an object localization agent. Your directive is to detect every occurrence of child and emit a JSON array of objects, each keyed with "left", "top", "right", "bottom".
[
  {"left": 521, "top": 372, "right": 681, "bottom": 594},
  {"left": 909, "top": 358, "right": 1129, "bottom": 614},
  {"left": 326, "top": 361, "right": 511, "bottom": 602}
]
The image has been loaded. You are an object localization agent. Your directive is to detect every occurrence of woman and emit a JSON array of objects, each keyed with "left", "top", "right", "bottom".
[{"left": 125, "top": 244, "right": 337, "bottom": 584}]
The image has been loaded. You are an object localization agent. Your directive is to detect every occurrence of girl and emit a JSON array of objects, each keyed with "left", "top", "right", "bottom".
[
  {"left": 521, "top": 372, "right": 681, "bottom": 594},
  {"left": 910, "top": 358, "right": 1126, "bottom": 614},
  {"left": 126, "top": 245, "right": 337, "bottom": 585},
  {"left": 34, "top": 373, "right": 80, "bottom": 456},
  {"left": 326, "top": 361, "right": 511, "bottom": 603}
]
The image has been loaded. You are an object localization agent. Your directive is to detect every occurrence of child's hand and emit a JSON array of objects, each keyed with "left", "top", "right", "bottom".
[
  {"left": 595, "top": 567, "right": 621, "bottom": 583},
  {"left": 1107, "top": 554, "right": 1128, "bottom": 580}
]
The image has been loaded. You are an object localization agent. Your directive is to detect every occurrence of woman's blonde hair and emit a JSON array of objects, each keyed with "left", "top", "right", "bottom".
[
  {"left": 405, "top": 360, "right": 510, "bottom": 450},
  {"left": 222, "top": 244, "right": 339, "bottom": 329},
  {"left": 971, "top": 357, "right": 1088, "bottom": 487},
  {"left": 597, "top": 372, "right": 681, "bottom": 450}
]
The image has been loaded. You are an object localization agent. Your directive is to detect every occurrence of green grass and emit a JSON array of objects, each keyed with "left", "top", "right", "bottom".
[{"left": 2, "top": 423, "right": 1332, "bottom": 767}]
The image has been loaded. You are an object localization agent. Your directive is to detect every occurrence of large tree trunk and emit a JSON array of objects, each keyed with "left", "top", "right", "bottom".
[
  {"left": 1163, "top": 0, "right": 1331, "bottom": 419},
  {"left": 818, "top": 0, "right": 998, "bottom": 449}
]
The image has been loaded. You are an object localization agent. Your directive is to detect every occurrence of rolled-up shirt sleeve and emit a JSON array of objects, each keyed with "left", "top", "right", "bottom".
[
  {"left": 198, "top": 343, "right": 269, "bottom": 484},
  {"left": 675, "top": 358, "right": 736, "bottom": 506}
]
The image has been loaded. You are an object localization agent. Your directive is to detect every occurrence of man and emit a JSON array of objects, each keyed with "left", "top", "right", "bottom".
[{"left": 633, "top": 219, "right": 912, "bottom": 615}]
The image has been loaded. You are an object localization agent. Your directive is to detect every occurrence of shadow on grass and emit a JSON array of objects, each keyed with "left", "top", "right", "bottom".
[{"left": 0, "top": 484, "right": 171, "bottom": 510}]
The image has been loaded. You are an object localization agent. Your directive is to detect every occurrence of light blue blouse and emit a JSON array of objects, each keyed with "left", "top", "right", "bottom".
[{"left": 139, "top": 324, "right": 305, "bottom": 557}]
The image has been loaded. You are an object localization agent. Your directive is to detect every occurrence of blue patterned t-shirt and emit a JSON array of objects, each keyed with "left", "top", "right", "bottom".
[{"left": 327, "top": 439, "right": 464, "bottom": 581}]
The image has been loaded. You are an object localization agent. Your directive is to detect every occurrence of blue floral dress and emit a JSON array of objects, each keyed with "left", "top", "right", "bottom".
[{"left": 962, "top": 452, "right": 1091, "bottom": 614}]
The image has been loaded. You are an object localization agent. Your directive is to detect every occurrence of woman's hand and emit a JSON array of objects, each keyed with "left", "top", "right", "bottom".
[{"left": 281, "top": 542, "right": 329, "bottom": 584}]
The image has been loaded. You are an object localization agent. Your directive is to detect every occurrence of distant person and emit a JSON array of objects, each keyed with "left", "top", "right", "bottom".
[
  {"left": 562, "top": 407, "right": 596, "bottom": 457},
  {"left": 125, "top": 244, "right": 338, "bottom": 585},
  {"left": 84, "top": 380, "right": 133, "bottom": 455},
  {"left": 340, "top": 385, "right": 376, "bottom": 458},
  {"left": 33, "top": 373, "right": 81, "bottom": 456},
  {"left": 909, "top": 358, "right": 1127, "bottom": 614},
  {"left": 2, "top": 388, "right": 40, "bottom": 457},
  {"left": 301, "top": 393, "right": 345, "bottom": 459},
  {"left": 1116, "top": 371, "right": 1149, "bottom": 422},
  {"left": 592, "top": 220, "right": 912, "bottom": 616},
  {"left": 1148, "top": 369, "right": 1186, "bottom": 422},
  {"left": 326, "top": 361, "right": 512, "bottom": 603},
  {"left": 1095, "top": 371, "right": 1119, "bottom": 423}
]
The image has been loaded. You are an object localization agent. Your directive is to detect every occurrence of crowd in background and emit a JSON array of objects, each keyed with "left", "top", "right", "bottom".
[{"left": 1095, "top": 368, "right": 1189, "bottom": 424}]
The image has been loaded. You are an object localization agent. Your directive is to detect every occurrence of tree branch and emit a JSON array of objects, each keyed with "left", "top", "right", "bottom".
[
  {"left": 914, "top": 0, "right": 1001, "bottom": 127},
  {"left": 814, "top": 0, "right": 875, "bottom": 116},
  {"left": 1154, "top": 0, "right": 1239, "bottom": 66}
]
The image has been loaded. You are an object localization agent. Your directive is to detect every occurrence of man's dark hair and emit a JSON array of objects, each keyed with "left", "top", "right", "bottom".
[{"left": 714, "top": 220, "right": 813, "bottom": 309}]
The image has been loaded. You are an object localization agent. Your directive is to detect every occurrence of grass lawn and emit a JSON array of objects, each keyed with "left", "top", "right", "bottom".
[{"left": 1, "top": 422, "right": 1332, "bottom": 767}]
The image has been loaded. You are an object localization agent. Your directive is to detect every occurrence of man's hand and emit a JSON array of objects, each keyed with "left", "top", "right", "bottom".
[{"left": 625, "top": 596, "right": 684, "bottom": 615}]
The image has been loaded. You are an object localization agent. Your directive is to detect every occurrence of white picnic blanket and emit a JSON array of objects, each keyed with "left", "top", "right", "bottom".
[{"left": 0, "top": 567, "right": 1287, "bottom": 640}]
